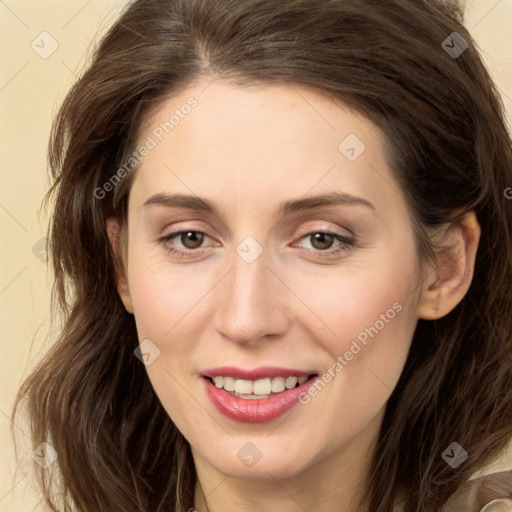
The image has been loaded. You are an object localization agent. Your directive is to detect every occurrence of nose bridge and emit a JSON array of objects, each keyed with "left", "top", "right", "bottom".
[{"left": 213, "top": 241, "right": 288, "bottom": 343}]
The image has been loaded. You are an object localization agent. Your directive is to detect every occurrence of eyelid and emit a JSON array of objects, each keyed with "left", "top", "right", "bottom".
[
  {"left": 293, "top": 223, "right": 355, "bottom": 240},
  {"left": 160, "top": 229, "right": 215, "bottom": 249}
]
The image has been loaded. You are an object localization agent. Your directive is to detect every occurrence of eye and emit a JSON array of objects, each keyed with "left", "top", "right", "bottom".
[
  {"left": 172, "top": 230, "right": 207, "bottom": 249},
  {"left": 292, "top": 229, "right": 355, "bottom": 258},
  {"left": 159, "top": 230, "right": 214, "bottom": 257}
]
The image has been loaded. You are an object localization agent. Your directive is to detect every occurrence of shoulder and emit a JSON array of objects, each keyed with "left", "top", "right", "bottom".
[
  {"left": 441, "top": 439, "right": 512, "bottom": 512},
  {"left": 441, "top": 470, "right": 512, "bottom": 511},
  {"left": 391, "top": 441, "right": 512, "bottom": 512}
]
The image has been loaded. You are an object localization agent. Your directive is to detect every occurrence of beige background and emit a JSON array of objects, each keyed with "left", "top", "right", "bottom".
[{"left": 0, "top": 1, "right": 511, "bottom": 510}]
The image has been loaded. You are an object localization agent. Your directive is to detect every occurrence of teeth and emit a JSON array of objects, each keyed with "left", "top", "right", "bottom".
[
  {"left": 252, "top": 378, "right": 272, "bottom": 395},
  {"left": 234, "top": 379, "right": 253, "bottom": 394},
  {"left": 285, "top": 376, "right": 298, "bottom": 389},
  {"left": 210, "top": 375, "right": 311, "bottom": 396},
  {"left": 271, "top": 376, "right": 285, "bottom": 393},
  {"left": 223, "top": 377, "right": 235, "bottom": 391}
]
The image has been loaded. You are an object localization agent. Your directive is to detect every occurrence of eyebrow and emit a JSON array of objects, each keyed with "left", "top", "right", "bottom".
[{"left": 142, "top": 190, "right": 376, "bottom": 217}]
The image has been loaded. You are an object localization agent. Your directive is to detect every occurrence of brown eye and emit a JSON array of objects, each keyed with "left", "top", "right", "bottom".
[
  {"left": 178, "top": 231, "right": 205, "bottom": 249},
  {"left": 293, "top": 229, "right": 356, "bottom": 259},
  {"left": 309, "top": 232, "right": 335, "bottom": 250},
  {"left": 160, "top": 230, "right": 212, "bottom": 256}
]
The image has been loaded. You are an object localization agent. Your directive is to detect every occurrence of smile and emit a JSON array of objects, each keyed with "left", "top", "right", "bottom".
[{"left": 201, "top": 367, "right": 319, "bottom": 423}]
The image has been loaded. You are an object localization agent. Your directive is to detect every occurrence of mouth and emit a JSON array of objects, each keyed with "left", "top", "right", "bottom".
[{"left": 201, "top": 368, "right": 320, "bottom": 423}]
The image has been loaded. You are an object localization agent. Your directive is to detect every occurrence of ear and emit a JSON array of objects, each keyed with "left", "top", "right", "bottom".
[
  {"left": 106, "top": 217, "right": 133, "bottom": 314},
  {"left": 416, "top": 211, "right": 481, "bottom": 320}
]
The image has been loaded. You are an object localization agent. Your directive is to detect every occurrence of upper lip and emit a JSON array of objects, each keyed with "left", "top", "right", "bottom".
[{"left": 202, "top": 366, "right": 318, "bottom": 380}]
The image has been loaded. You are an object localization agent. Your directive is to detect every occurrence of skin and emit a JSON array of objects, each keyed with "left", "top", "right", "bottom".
[{"left": 108, "top": 78, "right": 480, "bottom": 512}]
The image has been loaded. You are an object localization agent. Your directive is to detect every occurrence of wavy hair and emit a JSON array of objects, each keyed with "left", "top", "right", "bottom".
[{"left": 13, "top": 0, "right": 512, "bottom": 510}]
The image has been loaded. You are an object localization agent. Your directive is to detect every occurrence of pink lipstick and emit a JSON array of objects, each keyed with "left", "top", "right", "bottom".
[{"left": 201, "top": 366, "right": 319, "bottom": 423}]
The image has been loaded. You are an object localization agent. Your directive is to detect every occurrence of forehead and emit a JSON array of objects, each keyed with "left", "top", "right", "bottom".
[
  {"left": 129, "top": 79, "right": 403, "bottom": 218},
  {"left": 140, "top": 78, "right": 380, "bottom": 156}
]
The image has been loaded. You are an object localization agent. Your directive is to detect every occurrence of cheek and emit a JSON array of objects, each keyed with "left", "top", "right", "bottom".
[
  {"left": 292, "top": 249, "right": 420, "bottom": 422},
  {"left": 126, "top": 240, "right": 208, "bottom": 344},
  {"left": 125, "top": 250, "right": 208, "bottom": 433},
  {"left": 295, "top": 250, "right": 419, "bottom": 358}
]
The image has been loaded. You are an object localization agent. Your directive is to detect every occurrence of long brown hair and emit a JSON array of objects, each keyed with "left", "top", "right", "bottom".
[{"left": 13, "top": 0, "right": 512, "bottom": 510}]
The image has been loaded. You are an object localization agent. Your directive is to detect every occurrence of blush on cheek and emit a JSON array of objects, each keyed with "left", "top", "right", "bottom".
[{"left": 329, "top": 293, "right": 415, "bottom": 380}]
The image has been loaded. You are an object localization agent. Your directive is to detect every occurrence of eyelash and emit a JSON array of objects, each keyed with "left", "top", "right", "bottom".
[{"left": 159, "top": 228, "right": 356, "bottom": 259}]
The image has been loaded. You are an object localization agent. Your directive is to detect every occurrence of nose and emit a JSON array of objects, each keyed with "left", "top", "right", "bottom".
[{"left": 213, "top": 244, "right": 290, "bottom": 345}]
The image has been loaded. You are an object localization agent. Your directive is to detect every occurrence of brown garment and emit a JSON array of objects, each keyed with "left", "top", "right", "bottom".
[{"left": 441, "top": 471, "right": 512, "bottom": 511}]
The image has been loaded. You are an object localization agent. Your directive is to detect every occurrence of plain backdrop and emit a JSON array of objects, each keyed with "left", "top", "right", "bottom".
[{"left": 1, "top": 1, "right": 511, "bottom": 510}]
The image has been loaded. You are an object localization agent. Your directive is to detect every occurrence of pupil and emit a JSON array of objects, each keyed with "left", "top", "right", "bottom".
[
  {"left": 312, "top": 233, "right": 333, "bottom": 250},
  {"left": 182, "top": 231, "right": 204, "bottom": 249}
]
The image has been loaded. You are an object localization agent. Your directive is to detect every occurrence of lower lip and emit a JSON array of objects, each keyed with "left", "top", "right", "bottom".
[{"left": 203, "top": 376, "right": 319, "bottom": 423}]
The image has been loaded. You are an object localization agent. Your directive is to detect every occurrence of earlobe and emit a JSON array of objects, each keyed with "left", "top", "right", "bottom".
[
  {"left": 106, "top": 218, "right": 134, "bottom": 314},
  {"left": 416, "top": 211, "right": 481, "bottom": 321}
]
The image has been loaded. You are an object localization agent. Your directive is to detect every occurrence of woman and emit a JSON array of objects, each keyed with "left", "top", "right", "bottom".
[{"left": 13, "top": 0, "right": 512, "bottom": 511}]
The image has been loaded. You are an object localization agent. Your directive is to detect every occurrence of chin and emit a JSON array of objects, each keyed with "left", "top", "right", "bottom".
[{"left": 196, "top": 438, "right": 319, "bottom": 480}]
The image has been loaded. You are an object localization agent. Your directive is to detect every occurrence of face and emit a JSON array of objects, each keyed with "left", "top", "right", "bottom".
[{"left": 119, "top": 79, "right": 426, "bottom": 482}]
